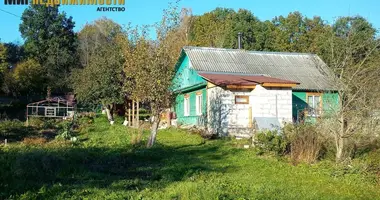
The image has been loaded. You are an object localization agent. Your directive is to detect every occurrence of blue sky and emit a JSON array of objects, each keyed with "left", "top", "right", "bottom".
[{"left": 0, "top": 0, "right": 379, "bottom": 43}]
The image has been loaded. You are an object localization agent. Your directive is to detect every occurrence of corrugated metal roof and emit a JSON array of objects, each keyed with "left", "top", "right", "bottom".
[
  {"left": 183, "top": 46, "right": 336, "bottom": 91},
  {"left": 199, "top": 72, "right": 299, "bottom": 86}
]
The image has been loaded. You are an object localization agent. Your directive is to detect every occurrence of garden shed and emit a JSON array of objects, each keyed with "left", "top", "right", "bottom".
[{"left": 26, "top": 97, "right": 76, "bottom": 122}]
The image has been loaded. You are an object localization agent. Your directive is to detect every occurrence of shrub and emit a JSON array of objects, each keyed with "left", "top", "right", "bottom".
[
  {"left": 28, "top": 117, "right": 44, "bottom": 128},
  {"left": 130, "top": 129, "right": 144, "bottom": 147},
  {"left": 348, "top": 134, "right": 380, "bottom": 159},
  {"left": 254, "top": 130, "right": 288, "bottom": 156},
  {"left": 77, "top": 116, "right": 94, "bottom": 126},
  {"left": 77, "top": 112, "right": 96, "bottom": 118},
  {"left": 284, "top": 123, "right": 326, "bottom": 164},
  {"left": 363, "top": 149, "right": 380, "bottom": 181},
  {"left": 55, "top": 121, "right": 76, "bottom": 142},
  {"left": 22, "top": 137, "right": 48, "bottom": 145},
  {"left": 29, "top": 118, "right": 62, "bottom": 130},
  {"left": 42, "top": 119, "right": 57, "bottom": 129},
  {"left": 0, "top": 120, "right": 36, "bottom": 141}
]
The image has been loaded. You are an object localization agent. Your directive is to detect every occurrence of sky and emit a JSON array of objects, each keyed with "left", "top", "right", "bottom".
[{"left": 0, "top": 0, "right": 379, "bottom": 43}]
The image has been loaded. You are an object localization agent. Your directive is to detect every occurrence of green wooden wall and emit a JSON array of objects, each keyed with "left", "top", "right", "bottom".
[
  {"left": 173, "top": 55, "right": 207, "bottom": 92},
  {"left": 175, "top": 88, "right": 207, "bottom": 126},
  {"left": 292, "top": 91, "right": 339, "bottom": 122}
]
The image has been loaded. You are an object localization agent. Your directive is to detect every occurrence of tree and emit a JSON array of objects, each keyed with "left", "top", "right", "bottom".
[
  {"left": 0, "top": 43, "right": 8, "bottom": 74},
  {"left": 271, "top": 12, "right": 309, "bottom": 52},
  {"left": 0, "top": 43, "right": 10, "bottom": 91},
  {"left": 120, "top": 3, "right": 189, "bottom": 147},
  {"left": 222, "top": 9, "right": 263, "bottom": 50},
  {"left": 72, "top": 18, "right": 124, "bottom": 122},
  {"left": 319, "top": 16, "right": 380, "bottom": 162},
  {"left": 119, "top": 25, "right": 151, "bottom": 127},
  {"left": 4, "top": 42, "right": 25, "bottom": 65},
  {"left": 189, "top": 8, "right": 233, "bottom": 47},
  {"left": 145, "top": 5, "right": 190, "bottom": 147},
  {"left": 20, "top": 5, "right": 78, "bottom": 92},
  {"left": 12, "top": 59, "right": 44, "bottom": 97}
]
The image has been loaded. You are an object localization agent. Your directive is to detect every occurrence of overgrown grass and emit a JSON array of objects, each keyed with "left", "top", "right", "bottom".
[{"left": 1, "top": 116, "right": 380, "bottom": 199}]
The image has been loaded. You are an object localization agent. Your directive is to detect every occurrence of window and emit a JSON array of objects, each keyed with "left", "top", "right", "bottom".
[
  {"left": 307, "top": 93, "right": 322, "bottom": 117},
  {"left": 184, "top": 95, "right": 190, "bottom": 116},
  {"left": 235, "top": 95, "right": 249, "bottom": 104},
  {"left": 196, "top": 93, "right": 202, "bottom": 116},
  {"left": 45, "top": 107, "right": 56, "bottom": 117}
]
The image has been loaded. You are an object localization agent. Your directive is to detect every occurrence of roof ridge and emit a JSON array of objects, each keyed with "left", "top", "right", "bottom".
[{"left": 183, "top": 46, "right": 316, "bottom": 56}]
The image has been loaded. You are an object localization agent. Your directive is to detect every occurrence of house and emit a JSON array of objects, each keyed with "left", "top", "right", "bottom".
[{"left": 172, "top": 46, "right": 339, "bottom": 136}]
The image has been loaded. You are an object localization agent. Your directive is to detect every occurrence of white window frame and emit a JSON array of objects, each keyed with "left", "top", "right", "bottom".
[
  {"left": 184, "top": 96, "right": 190, "bottom": 116},
  {"left": 307, "top": 93, "right": 322, "bottom": 117},
  {"left": 196, "top": 94, "right": 202, "bottom": 116}
]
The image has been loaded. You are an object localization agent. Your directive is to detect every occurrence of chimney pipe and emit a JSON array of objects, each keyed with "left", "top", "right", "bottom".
[{"left": 238, "top": 32, "right": 242, "bottom": 49}]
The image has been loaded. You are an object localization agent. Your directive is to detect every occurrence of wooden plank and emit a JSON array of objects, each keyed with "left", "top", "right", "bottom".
[
  {"left": 207, "top": 82, "right": 216, "bottom": 88},
  {"left": 226, "top": 85, "right": 256, "bottom": 89},
  {"left": 262, "top": 83, "right": 297, "bottom": 87},
  {"left": 248, "top": 106, "right": 253, "bottom": 128}
]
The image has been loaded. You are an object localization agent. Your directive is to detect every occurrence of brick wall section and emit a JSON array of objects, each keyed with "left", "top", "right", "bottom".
[
  {"left": 207, "top": 85, "right": 293, "bottom": 136},
  {"left": 250, "top": 85, "right": 293, "bottom": 124}
]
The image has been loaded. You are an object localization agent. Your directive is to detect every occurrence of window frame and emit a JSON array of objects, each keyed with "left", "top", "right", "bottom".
[
  {"left": 184, "top": 94, "right": 190, "bottom": 117},
  {"left": 306, "top": 92, "right": 323, "bottom": 117},
  {"left": 195, "top": 93, "right": 203, "bottom": 116},
  {"left": 235, "top": 95, "right": 250, "bottom": 104}
]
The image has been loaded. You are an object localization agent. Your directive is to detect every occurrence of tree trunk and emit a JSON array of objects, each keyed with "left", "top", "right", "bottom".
[
  {"left": 105, "top": 104, "right": 114, "bottom": 122},
  {"left": 336, "top": 113, "right": 345, "bottom": 162},
  {"left": 336, "top": 135, "right": 344, "bottom": 162},
  {"left": 147, "top": 114, "right": 160, "bottom": 148},
  {"left": 167, "top": 109, "right": 171, "bottom": 127},
  {"left": 128, "top": 101, "right": 131, "bottom": 127},
  {"left": 132, "top": 100, "right": 135, "bottom": 127},
  {"left": 123, "top": 101, "right": 129, "bottom": 126},
  {"left": 136, "top": 99, "right": 140, "bottom": 128}
]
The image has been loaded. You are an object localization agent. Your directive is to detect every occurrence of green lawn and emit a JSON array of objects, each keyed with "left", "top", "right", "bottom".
[{"left": 1, "top": 116, "right": 380, "bottom": 199}]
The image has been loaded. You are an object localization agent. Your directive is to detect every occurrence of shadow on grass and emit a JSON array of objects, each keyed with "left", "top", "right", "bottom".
[{"left": 0, "top": 142, "right": 238, "bottom": 198}]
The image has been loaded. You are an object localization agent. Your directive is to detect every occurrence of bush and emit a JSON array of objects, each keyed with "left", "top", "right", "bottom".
[
  {"left": 28, "top": 117, "right": 44, "bottom": 128},
  {"left": 28, "top": 118, "right": 57, "bottom": 129},
  {"left": 254, "top": 130, "right": 288, "bottom": 156},
  {"left": 77, "top": 116, "right": 94, "bottom": 125},
  {"left": 0, "top": 119, "right": 37, "bottom": 141},
  {"left": 130, "top": 129, "right": 144, "bottom": 147},
  {"left": 22, "top": 137, "right": 48, "bottom": 145},
  {"left": 42, "top": 119, "right": 57, "bottom": 129},
  {"left": 363, "top": 149, "right": 380, "bottom": 181},
  {"left": 284, "top": 123, "right": 326, "bottom": 164},
  {"left": 55, "top": 121, "right": 75, "bottom": 140},
  {"left": 77, "top": 112, "right": 96, "bottom": 118},
  {"left": 349, "top": 134, "right": 380, "bottom": 159}
]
